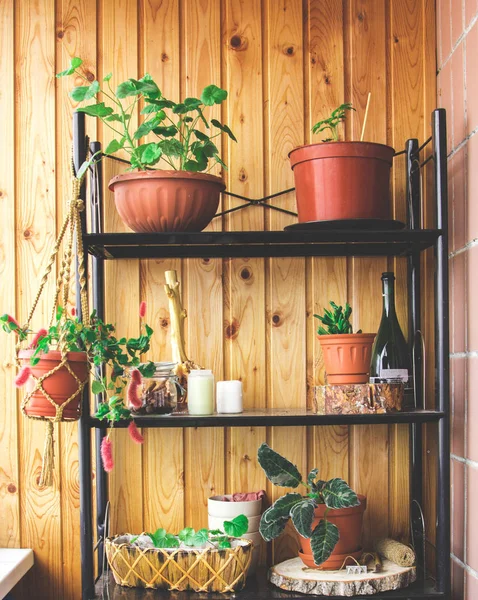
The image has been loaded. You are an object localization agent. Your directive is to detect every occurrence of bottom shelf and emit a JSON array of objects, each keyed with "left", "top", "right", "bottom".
[{"left": 94, "top": 570, "right": 444, "bottom": 599}]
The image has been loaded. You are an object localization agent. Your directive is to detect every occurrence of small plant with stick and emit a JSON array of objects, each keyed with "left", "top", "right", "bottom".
[
  {"left": 313, "top": 301, "right": 362, "bottom": 335},
  {"left": 311, "top": 103, "right": 355, "bottom": 142},
  {"left": 257, "top": 443, "right": 360, "bottom": 566}
]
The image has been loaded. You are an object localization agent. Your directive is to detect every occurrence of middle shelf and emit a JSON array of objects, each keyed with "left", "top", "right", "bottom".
[{"left": 88, "top": 408, "right": 444, "bottom": 429}]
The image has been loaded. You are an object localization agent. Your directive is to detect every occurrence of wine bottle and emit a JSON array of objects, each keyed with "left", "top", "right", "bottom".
[{"left": 370, "top": 272, "right": 413, "bottom": 399}]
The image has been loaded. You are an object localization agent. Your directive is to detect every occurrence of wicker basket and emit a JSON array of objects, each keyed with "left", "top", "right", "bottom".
[{"left": 105, "top": 535, "right": 253, "bottom": 593}]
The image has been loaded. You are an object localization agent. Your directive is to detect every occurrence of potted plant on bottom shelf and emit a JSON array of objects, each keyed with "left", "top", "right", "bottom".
[
  {"left": 288, "top": 102, "right": 395, "bottom": 225},
  {"left": 257, "top": 443, "right": 366, "bottom": 569},
  {"left": 106, "top": 515, "right": 252, "bottom": 592},
  {"left": 57, "top": 57, "right": 237, "bottom": 233},
  {"left": 314, "top": 301, "right": 375, "bottom": 384}
]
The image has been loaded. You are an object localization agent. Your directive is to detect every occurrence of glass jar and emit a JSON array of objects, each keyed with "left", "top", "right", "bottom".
[
  {"left": 131, "top": 362, "right": 180, "bottom": 415},
  {"left": 187, "top": 370, "right": 214, "bottom": 415}
]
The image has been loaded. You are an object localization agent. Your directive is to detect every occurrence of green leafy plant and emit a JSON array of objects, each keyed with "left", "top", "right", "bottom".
[
  {"left": 1, "top": 304, "right": 155, "bottom": 423},
  {"left": 257, "top": 443, "right": 359, "bottom": 566},
  {"left": 57, "top": 57, "right": 236, "bottom": 173},
  {"left": 311, "top": 103, "right": 355, "bottom": 142},
  {"left": 313, "top": 301, "right": 362, "bottom": 335},
  {"left": 131, "top": 515, "right": 249, "bottom": 550}
]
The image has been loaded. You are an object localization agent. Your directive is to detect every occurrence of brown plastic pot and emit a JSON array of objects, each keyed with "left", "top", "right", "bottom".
[
  {"left": 318, "top": 333, "right": 376, "bottom": 384},
  {"left": 18, "top": 349, "right": 88, "bottom": 419},
  {"left": 299, "top": 495, "right": 367, "bottom": 570},
  {"left": 289, "top": 142, "right": 395, "bottom": 223},
  {"left": 109, "top": 170, "right": 225, "bottom": 233}
]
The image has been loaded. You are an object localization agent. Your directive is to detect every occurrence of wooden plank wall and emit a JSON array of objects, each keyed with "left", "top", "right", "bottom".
[{"left": 0, "top": 1, "right": 436, "bottom": 598}]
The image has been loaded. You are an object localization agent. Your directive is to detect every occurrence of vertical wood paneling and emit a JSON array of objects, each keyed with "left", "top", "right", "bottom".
[
  {"left": 0, "top": 3, "right": 437, "bottom": 598},
  {"left": 0, "top": 0, "right": 20, "bottom": 552},
  {"left": 16, "top": 0, "right": 62, "bottom": 597},
  {"left": 182, "top": 0, "right": 225, "bottom": 531},
  {"left": 346, "top": 0, "right": 390, "bottom": 548}
]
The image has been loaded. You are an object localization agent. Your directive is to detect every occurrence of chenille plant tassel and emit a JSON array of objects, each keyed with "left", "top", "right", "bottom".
[
  {"left": 128, "top": 421, "right": 144, "bottom": 444},
  {"left": 101, "top": 436, "right": 114, "bottom": 472},
  {"left": 127, "top": 369, "right": 142, "bottom": 408},
  {"left": 15, "top": 366, "right": 32, "bottom": 388},
  {"left": 28, "top": 328, "right": 48, "bottom": 349}
]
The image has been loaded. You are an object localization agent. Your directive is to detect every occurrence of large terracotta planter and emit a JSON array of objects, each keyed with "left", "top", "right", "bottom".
[
  {"left": 299, "top": 495, "right": 367, "bottom": 570},
  {"left": 109, "top": 170, "right": 225, "bottom": 233},
  {"left": 318, "top": 333, "right": 376, "bottom": 384},
  {"left": 289, "top": 142, "right": 395, "bottom": 223},
  {"left": 19, "top": 349, "right": 88, "bottom": 419}
]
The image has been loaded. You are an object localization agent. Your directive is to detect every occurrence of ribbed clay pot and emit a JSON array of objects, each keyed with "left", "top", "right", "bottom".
[
  {"left": 108, "top": 170, "right": 225, "bottom": 233},
  {"left": 299, "top": 495, "right": 367, "bottom": 570},
  {"left": 18, "top": 349, "right": 88, "bottom": 419},
  {"left": 289, "top": 142, "right": 395, "bottom": 223},
  {"left": 318, "top": 333, "right": 376, "bottom": 384}
]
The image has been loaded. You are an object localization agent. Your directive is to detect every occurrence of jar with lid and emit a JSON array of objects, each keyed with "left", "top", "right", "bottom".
[
  {"left": 130, "top": 362, "right": 180, "bottom": 415},
  {"left": 187, "top": 370, "right": 214, "bottom": 415}
]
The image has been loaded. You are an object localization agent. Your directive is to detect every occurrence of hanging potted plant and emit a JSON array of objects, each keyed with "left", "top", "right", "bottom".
[
  {"left": 314, "top": 301, "right": 375, "bottom": 384},
  {"left": 57, "top": 57, "right": 236, "bottom": 233},
  {"left": 288, "top": 102, "right": 395, "bottom": 226},
  {"left": 257, "top": 443, "right": 366, "bottom": 570}
]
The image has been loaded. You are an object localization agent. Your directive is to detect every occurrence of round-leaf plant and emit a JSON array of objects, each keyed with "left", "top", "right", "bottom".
[
  {"left": 257, "top": 443, "right": 360, "bottom": 566},
  {"left": 57, "top": 57, "right": 237, "bottom": 174}
]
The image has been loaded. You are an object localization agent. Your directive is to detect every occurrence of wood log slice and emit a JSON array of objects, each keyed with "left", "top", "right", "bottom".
[{"left": 268, "top": 558, "right": 416, "bottom": 596}]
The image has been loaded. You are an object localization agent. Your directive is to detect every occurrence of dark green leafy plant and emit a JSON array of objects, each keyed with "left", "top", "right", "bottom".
[
  {"left": 311, "top": 103, "right": 355, "bottom": 142},
  {"left": 257, "top": 443, "right": 359, "bottom": 566},
  {"left": 313, "top": 301, "right": 362, "bottom": 335},
  {"left": 1, "top": 305, "right": 155, "bottom": 423},
  {"left": 57, "top": 57, "right": 236, "bottom": 173},
  {"left": 131, "top": 515, "right": 249, "bottom": 550}
]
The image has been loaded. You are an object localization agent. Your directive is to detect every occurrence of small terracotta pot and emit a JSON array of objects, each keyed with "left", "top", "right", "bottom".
[
  {"left": 298, "top": 548, "right": 363, "bottom": 570},
  {"left": 109, "top": 170, "right": 225, "bottom": 233},
  {"left": 289, "top": 142, "right": 395, "bottom": 223},
  {"left": 18, "top": 350, "right": 88, "bottom": 419},
  {"left": 318, "top": 333, "right": 376, "bottom": 384},
  {"left": 299, "top": 495, "right": 367, "bottom": 570}
]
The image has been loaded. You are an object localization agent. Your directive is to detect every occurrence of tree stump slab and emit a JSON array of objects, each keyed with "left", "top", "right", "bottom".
[{"left": 268, "top": 558, "right": 416, "bottom": 596}]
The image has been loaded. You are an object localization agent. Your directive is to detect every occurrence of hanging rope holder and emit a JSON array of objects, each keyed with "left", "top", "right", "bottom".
[{"left": 15, "top": 159, "right": 90, "bottom": 487}]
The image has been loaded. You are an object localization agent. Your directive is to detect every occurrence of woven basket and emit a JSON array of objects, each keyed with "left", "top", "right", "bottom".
[{"left": 105, "top": 535, "right": 253, "bottom": 593}]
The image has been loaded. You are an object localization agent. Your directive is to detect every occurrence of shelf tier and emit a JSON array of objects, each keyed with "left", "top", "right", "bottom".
[
  {"left": 94, "top": 571, "right": 444, "bottom": 599},
  {"left": 88, "top": 408, "right": 444, "bottom": 429},
  {"left": 83, "top": 229, "right": 441, "bottom": 260}
]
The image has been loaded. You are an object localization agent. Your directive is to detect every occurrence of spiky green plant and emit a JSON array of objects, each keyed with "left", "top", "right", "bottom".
[{"left": 313, "top": 301, "right": 361, "bottom": 335}]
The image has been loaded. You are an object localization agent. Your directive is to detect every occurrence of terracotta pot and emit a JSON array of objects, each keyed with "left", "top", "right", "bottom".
[
  {"left": 19, "top": 349, "right": 88, "bottom": 419},
  {"left": 108, "top": 170, "right": 225, "bottom": 233},
  {"left": 289, "top": 142, "right": 395, "bottom": 223},
  {"left": 318, "top": 333, "right": 376, "bottom": 384},
  {"left": 299, "top": 495, "right": 367, "bottom": 570},
  {"left": 298, "top": 548, "right": 363, "bottom": 570}
]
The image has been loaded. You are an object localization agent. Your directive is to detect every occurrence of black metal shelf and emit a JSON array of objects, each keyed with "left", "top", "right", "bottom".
[
  {"left": 89, "top": 408, "right": 444, "bottom": 429},
  {"left": 84, "top": 229, "right": 441, "bottom": 260},
  {"left": 94, "top": 571, "right": 444, "bottom": 599}
]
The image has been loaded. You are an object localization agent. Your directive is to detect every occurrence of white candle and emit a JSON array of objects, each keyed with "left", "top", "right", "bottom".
[
  {"left": 187, "top": 370, "right": 214, "bottom": 415},
  {"left": 216, "top": 380, "right": 243, "bottom": 414}
]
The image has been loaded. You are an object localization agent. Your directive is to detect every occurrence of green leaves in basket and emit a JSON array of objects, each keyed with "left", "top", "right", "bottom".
[
  {"left": 178, "top": 527, "right": 209, "bottom": 547},
  {"left": 310, "top": 519, "right": 340, "bottom": 566},
  {"left": 321, "top": 478, "right": 360, "bottom": 510},
  {"left": 148, "top": 528, "right": 180, "bottom": 548},
  {"left": 257, "top": 443, "right": 302, "bottom": 488},
  {"left": 223, "top": 514, "right": 248, "bottom": 538}
]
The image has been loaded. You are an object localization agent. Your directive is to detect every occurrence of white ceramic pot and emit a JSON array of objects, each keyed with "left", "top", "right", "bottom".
[
  {"left": 208, "top": 514, "right": 261, "bottom": 533},
  {"left": 208, "top": 495, "right": 262, "bottom": 518}
]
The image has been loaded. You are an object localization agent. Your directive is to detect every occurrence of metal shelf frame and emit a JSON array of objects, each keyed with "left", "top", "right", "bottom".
[{"left": 74, "top": 109, "right": 450, "bottom": 600}]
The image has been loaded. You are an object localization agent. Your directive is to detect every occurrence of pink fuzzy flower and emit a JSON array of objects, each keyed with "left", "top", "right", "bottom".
[
  {"left": 28, "top": 328, "right": 48, "bottom": 349},
  {"left": 139, "top": 301, "right": 147, "bottom": 318},
  {"left": 15, "top": 366, "right": 32, "bottom": 388},
  {"left": 71, "top": 307, "right": 77, "bottom": 316},
  {"left": 128, "top": 421, "right": 144, "bottom": 444},
  {"left": 100, "top": 436, "right": 114, "bottom": 472},
  {"left": 131, "top": 369, "right": 142, "bottom": 385},
  {"left": 5, "top": 314, "right": 21, "bottom": 329}
]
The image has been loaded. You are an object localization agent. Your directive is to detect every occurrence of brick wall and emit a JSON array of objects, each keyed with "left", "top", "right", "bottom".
[{"left": 437, "top": 0, "right": 478, "bottom": 598}]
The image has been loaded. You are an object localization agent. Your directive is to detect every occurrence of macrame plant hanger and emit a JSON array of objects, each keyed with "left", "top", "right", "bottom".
[{"left": 16, "top": 160, "right": 89, "bottom": 487}]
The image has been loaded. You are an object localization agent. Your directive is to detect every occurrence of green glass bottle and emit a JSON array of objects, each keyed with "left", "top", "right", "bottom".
[{"left": 370, "top": 272, "right": 413, "bottom": 394}]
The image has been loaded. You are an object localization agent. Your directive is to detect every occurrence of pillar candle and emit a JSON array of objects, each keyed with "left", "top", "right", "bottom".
[
  {"left": 216, "top": 380, "right": 243, "bottom": 414},
  {"left": 187, "top": 370, "right": 214, "bottom": 415}
]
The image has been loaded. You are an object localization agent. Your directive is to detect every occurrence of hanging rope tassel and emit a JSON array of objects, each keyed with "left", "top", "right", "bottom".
[{"left": 39, "top": 420, "right": 55, "bottom": 487}]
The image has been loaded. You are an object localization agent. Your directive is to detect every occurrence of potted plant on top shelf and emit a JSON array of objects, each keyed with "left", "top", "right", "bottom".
[
  {"left": 288, "top": 102, "right": 396, "bottom": 227},
  {"left": 257, "top": 443, "right": 366, "bottom": 569},
  {"left": 314, "top": 301, "right": 375, "bottom": 384},
  {"left": 57, "top": 57, "right": 237, "bottom": 233}
]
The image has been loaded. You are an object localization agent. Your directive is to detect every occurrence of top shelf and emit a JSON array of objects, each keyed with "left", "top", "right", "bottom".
[{"left": 84, "top": 229, "right": 441, "bottom": 260}]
